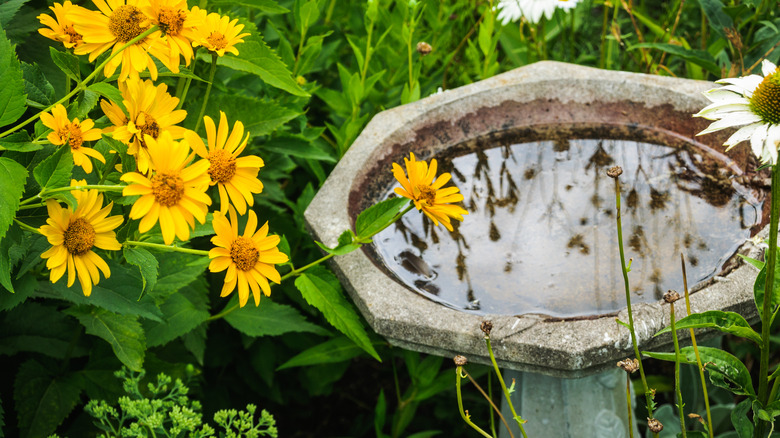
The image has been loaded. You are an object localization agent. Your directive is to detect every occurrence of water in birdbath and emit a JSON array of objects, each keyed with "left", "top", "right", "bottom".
[{"left": 373, "top": 137, "right": 763, "bottom": 318}]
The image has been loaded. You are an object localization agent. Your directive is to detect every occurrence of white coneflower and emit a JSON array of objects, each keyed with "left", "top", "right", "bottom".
[{"left": 496, "top": 0, "right": 580, "bottom": 25}]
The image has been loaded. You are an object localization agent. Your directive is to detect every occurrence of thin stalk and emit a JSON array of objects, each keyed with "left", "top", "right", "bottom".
[
  {"left": 599, "top": 0, "right": 610, "bottom": 68},
  {"left": 176, "top": 77, "right": 193, "bottom": 109},
  {"left": 488, "top": 372, "right": 498, "bottom": 438},
  {"left": 463, "top": 370, "right": 512, "bottom": 438},
  {"left": 20, "top": 184, "right": 125, "bottom": 205},
  {"left": 485, "top": 336, "right": 528, "bottom": 438},
  {"left": 757, "top": 163, "right": 780, "bottom": 438},
  {"left": 123, "top": 240, "right": 209, "bottom": 256},
  {"left": 669, "top": 298, "right": 687, "bottom": 438},
  {"left": 611, "top": 170, "right": 656, "bottom": 433},
  {"left": 207, "top": 302, "right": 239, "bottom": 321},
  {"left": 626, "top": 374, "right": 634, "bottom": 438},
  {"left": 456, "top": 366, "right": 494, "bottom": 438},
  {"left": 194, "top": 53, "right": 218, "bottom": 134},
  {"left": 98, "top": 153, "right": 119, "bottom": 184},
  {"left": 0, "top": 26, "right": 159, "bottom": 139},
  {"left": 681, "top": 254, "right": 713, "bottom": 437},
  {"left": 14, "top": 219, "right": 42, "bottom": 234}
]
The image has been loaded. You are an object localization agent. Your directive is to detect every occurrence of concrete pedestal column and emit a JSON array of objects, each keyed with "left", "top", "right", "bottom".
[{"left": 499, "top": 369, "right": 639, "bottom": 438}]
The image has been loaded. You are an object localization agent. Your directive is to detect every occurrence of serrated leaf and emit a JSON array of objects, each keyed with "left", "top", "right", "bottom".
[
  {"left": 0, "top": 131, "right": 39, "bottom": 152},
  {"left": 33, "top": 146, "right": 73, "bottom": 193},
  {"left": 123, "top": 246, "right": 158, "bottom": 296},
  {"left": 355, "top": 197, "right": 410, "bottom": 239},
  {"left": 0, "top": 301, "right": 83, "bottom": 359},
  {"left": 68, "top": 88, "right": 99, "bottom": 120},
  {"left": 295, "top": 267, "right": 380, "bottom": 361},
  {"left": 224, "top": 296, "right": 329, "bottom": 337},
  {"left": 142, "top": 280, "right": 210, "bottom": 347},
  {"left": 207, "top": 94, "right": 300, "bottom": 137},
  {"left": 0, "top": 157, "right": 27, "bottom": 242},
  {"left": 183, "top": 323, "right": 207, "bottom": 365},
  {"left": 261, "top": 136, "right": 336, "bottom": 162},
  {"left": 0, "top": 26, "right": 26, "bottom": 127},
  {"left": 0, "top": 224, "right": 24, "bottom": 293},
  {"left": 655, "top": 310, "right": 761, "bottom": 344},
  {"left": 151, "top": 252, "right": 210, "bottom": 301},
  {"left": 87, "top": 82, "right": 126, "bottom": 113},
  {"left": 45, "top": 260, "right": 164, "bottom": 322},
  {"left": 65, "top": 306, "right": 146, "bottom": 371},
  {"left": 0, "top": 0, "right": 29, "bottom": 28},
  {"left": 211, "top": 21, "right": 307, "bottom": 97},
  {"left": 277, "top": 335, "right": 365, "bottom": 370},
  {"left": 209, "top": 0, "right": 288, "bottom": 13},
  {"left": 21, "top": 62, "right": 54, "bottom": 107},
  {"left": 14, "top": 359, "right": 82, "bottom": 438},
  {"left": 48, "top": 46, "right": 80, "bottom": 81}
]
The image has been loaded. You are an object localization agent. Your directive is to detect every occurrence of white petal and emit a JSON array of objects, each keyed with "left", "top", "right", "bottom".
[
  {"left": 750, "top": 124, "right": 770, "bottom": 161},
  {"left": 695, "top": 101, "right": 751, "bottom": 119},
  {"left": 716, "top": 75, "right": 763, "bottom": 96},
  {"left": 698, "top": 112, "right": 763, "bottom": 134},
  {"left": 762, "top": 59, "right": 778, "bottom": 77},
  {"left": 724, "top": 122, "right": 763, "bottom": 149}
]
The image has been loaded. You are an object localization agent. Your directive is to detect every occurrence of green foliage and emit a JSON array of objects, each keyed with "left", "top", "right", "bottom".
[
  {"left": 654, "top": 310, "right": 762, "bottom": 345},
  {"left": 0, "top": 26, "right": 26, "bottom": 127}
]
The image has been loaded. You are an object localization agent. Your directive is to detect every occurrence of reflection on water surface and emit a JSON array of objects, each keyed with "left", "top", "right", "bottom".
[{"left": 373, "top": 138, "right": 762, "bottom": 317}]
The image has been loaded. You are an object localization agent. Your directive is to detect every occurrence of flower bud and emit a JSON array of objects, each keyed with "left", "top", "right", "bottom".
[{"left": 416, "top": 41, "right": 432, "bottom": 56}]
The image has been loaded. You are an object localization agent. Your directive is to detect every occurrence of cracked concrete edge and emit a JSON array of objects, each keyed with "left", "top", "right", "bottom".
[{"left": 304, "top": 61, "right": 760, "bottom": 378}]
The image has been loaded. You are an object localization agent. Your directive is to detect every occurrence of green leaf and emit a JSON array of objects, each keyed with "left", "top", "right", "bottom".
[
  {"left": 315, "top": 230, "right": 361, "bottom": 255},
  {"left": 206, "top": 94, "right": 300, "bottom": 137},
  {"left": 654, "top": 310, "right": 762, "bottom": 345},
  {"left": 355, "top": 197, "right": 410, "bottom": 239},
  {"left": 212, "top": 22, "right": 308, "bottom": 97},
  {"left": 753, "top": 262, "right": 780, "bottom": 321},
  {"left": 123, "top": 246, "right": 158, "bottom": 295},
  {"left": 45, "top": 259, "right": 163, "bottom": 322},
  {"left": 738, "top": 254, "right": 764, "bottom": 270},
  {"left": 33, "top": 146, "right": 73, "bottom": 194},
  {"left": 0, "top": 26, "right": 26, "bottom": 127},
  {"left": 13, "top": 359, "right": 82, "bottom": 438},
  {"left": 0, "top": 157, "right": 27, "bottom": 242},
  {"left": 209, "top": 0, "right": 289, "bottom": 13},
  {"left": 21, "top": 62, "right": 54, "bottom": 108},
  {"left": 87, "top": 82, "right": 125, "bottom": 111},
  {"left": 629, "top": 42, "right": 721, "bottom": 76},
  {"left": 65, "top": 306, "right": 146, "bottom": 371},
  {"left": 277, "top": 335, "right": 366, "bottom": 370},
  {"left": 0, "top": 0, "right": 29, "bottom": 28},
  {"left": 68, "top": 88, "right": 99, "bottom": 120},
  {"left": 182, "top": 323, "right": 207, "bottom": 365},
  {"left": 0, "top": 223, "right": 23, "bottom": 293},
  {"left": 261, "top": 136, "right": 337, "bottom": 162},
  {"left": 142, "top": 279, "right": 210, "bottom": 347},
  {"left": 151, "top": 252, "right": 210, "bottom": 301},
  {"left": 48, "top": 46, "right": 80, "bottom": 82},
  {"left": 374, "top": 389, "right": 387, "bottom": 438},
  {"left": 295, "top": 267, "right": 381, "bottom": 361},
  {"left": 699, "top": 0, "right": 734, "bottom": 40},
  {"left": 0, "top": 131, "right": 40, "bottom": 152},
  {"left": 732, "top": 398, "right": 753, "bottom": 438},
  {"left": 646, "top": 346, "right": 755, "bottom": 397},
  {"left": 0, "top": 301, "right": 85, "bottom": 359},
  {"left": 224, "top": 296, "right": 329, "bottom": 337}
]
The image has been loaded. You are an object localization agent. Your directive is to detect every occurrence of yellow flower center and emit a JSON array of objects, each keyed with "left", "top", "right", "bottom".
[
  {"left": 108, "top": 5, "right": 148, "bottom": 43},
  {"left": 207, "top": 149, "right": 237, "bottom": 183},
  {"left": 64, "top": 217, "right": 96, "bottom": 256},
  {"left": 158, "top": 7, "right": 185, "bottom": 36},
  {"left": 206, "top": 32, "right": 228, "bottom": 51},
  {"left": 58, "top": 123, "right": 84, "bottom": 149},
  {"left": 136, "top": 112, "right": 160, "bottom": 148},
  {"left": 151, "top": 173, "right": 184, "bottom": 207},
  {"left": 230, "top": 236, "right": 259, "bottom": 271},
  {"left": 63, "top": 25, "right": 83, "bottom": 45},
  {"left": 417, "top": 184, "right": 436, "bottom": 206},
  {"left": 750, "top": 68, "right": 780, "bottom": 125}
]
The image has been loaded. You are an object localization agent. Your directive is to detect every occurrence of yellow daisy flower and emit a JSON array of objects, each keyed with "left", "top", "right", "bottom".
[
  {"left": 142, "top": 0, "right": 201, "bottom": 71},
  {"left": 189, "top": 8, "right": 249, "bottom": 57},
  {"left": 40, "top": 180, "right": 123, "bottom": 296},
  {"left": 392, "top": 152, "right": 468, "bottom": 232},
  {"left": 70, "top": 0, "right": 170, "bottom": 81},
  {"left": 40, "top": 104, "right": 105, "bottom": 174},
  {"left": 100, "top": 77, "right": 187, "bottom": 174},
  {"left": 121, "top": 131, "right": 212, "bottom": 245},
  {"left": 37, "top": 1, "right": 86, "bottom": 49},
  {"left": 184, "top": 112, "right": 263, "bottom": 215},
  {"left": 209, "top": 206, "right": 288, "bottom": 307}
]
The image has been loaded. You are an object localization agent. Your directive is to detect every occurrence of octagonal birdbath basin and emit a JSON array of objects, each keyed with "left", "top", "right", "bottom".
[{"left": 304, "top": 61, "right": 766, "bottom": 436}]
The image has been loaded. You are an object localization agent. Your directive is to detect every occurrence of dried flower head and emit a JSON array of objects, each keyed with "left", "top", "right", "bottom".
[
  {"left": 606, "top": 166, "right": 623, "bottom": 178},
  {"left": 416, "top": 41, "right": 432, "bottom": 56},
  {"left": 663, "top": 290, "right": 681, "bottom": 304},
  {"left": 647, "top": 418, "right": 663, "bottom": 433},
  {"left": 616, "top": 358, "right": 640, "bottom": 373},
  {"left": 480, "top": 320, "right": 493, "bottom": 336},
  {"left": 453, "top": 355, "right": 468, "bottom": 366}
]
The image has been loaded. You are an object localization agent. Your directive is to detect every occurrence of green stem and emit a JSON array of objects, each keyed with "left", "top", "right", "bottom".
[
  {"left": 456, "top": 366, "right": 494, "bottom": 438},
  {"left": 626, "top": 374, "right": 634, "bottom": 438},
  {"left": 98, "top": 153, "right": 119, "bottom": 185},
  {"left": 486, "top": 337, "right": 528, "bottom": 437},
  {"left": 123, "top": 240, "right": 209, "bottom": 256},
  {"left": 612, "top": 174, "right": 656, "bottom": 431},
  {"left": 21, "top": 184, "right": 126, "bottom": 205},
  {"left": 194, "top": 54, "right": 218, "bottom": 134},
  {"left": 757, "top": 163, "right": 780, "bottom": 437},
  {"left": 176, "top": 77, "right": 193, "bottom": 110},
  {"left": 670, "top": 300, "right": 687, "bottom": 438},
  {"left": 681, "top": 254, "right": 714, "bottom": 437},
  {"left": 207, "top": 302, "right": 239, "bottom": 321},
  {"left": 279, "top": 253, "right": 335, "bottom": 282},
  {"left": 14, "top": 219, "right": 42, "bottom": 235},
  {"left": 0, "top": 26, "right": 159, "bottom": 139}
]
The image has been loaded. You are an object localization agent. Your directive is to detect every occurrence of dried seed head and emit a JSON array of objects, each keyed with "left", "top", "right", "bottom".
[
  {"left": 480, "top": 320, "right": 493, "bottom": 336},
  {"left": 688, "top": 413, "right": 705, "bottom": 425},
  {"left": 606, "top": 166, "right": 623, "bottom": 178},
  {"left": 416, "top": 41, "right": 432, "bottom": 56},
  {"left": 647, "top": 418, "right": 663, "bottom": 433},
  {"left": 664, "top": 290, "right": 681, "bottom": 304},
  {"left": 616, "top": 358, "right": 640, "bottom": 373},
  {"left": 453, "top": 355, "right": 468, "bottom": 366}
]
